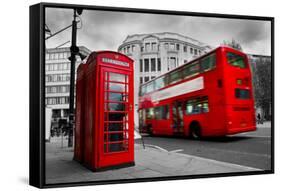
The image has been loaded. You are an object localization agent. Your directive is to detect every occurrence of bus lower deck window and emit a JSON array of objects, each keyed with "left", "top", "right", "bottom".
[
  {"left": 235, "top": 88, "right": 250, "bottom": 99},
  {"left": 155, "top": 105, "right": 169, "bottom": 120},
  {"left": 185, "top": 97, "right": 209, "bottom": 115}
]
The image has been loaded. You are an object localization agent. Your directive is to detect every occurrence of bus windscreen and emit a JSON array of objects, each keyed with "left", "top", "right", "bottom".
[{"left": 227, "top": 52, "right": 247, "bottom": 68}]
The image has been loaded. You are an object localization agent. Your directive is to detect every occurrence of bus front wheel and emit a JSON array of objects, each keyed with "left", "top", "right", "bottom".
[{"left": 189, "top": 123, "right": 201, "bottom": 139}]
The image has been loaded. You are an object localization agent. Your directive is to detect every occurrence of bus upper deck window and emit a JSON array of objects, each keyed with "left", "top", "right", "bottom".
[
  {"left": 183, "top": 62, "right": 200, "bottom": 79},
  {"left": 201, "top": 54, "right": 216, "bottom": 72},
  {"left": 169, "top": 69, "right": 182, "bottom": 84},
  {"left": 146, "top": 82, "right": 155, "bottom": 93},
  {"left": 155, "top": 77, "right": 165, "bottom": 90},
  {"left": 140, "top": 85, "right": 146, "bottom": 96},
  {"left": 227, "top": 52, "right": 247, "bottom": 68}
]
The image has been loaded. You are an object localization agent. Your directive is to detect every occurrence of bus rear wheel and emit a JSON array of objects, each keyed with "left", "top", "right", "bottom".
[{"left": 189, "top": 123, "right": 201, "bottom": 139}]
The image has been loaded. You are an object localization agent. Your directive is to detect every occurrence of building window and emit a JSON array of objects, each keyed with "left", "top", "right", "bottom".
[
  {"left": 199, "top": 50, "right": 201, "bottom": 55},
  {"left": 141, "top": 46, "right": 144, "bottom": 52},
  {"left": 127, "top": 46, "right": 130, "bottom": 53},
  {"left": 46, "top": 53, "right": 50, "bottom": 60},
  {"left": 62, "top": 63, "right": 66, "bottom": 70},
  {"left": 144, "top": 59, "right": 149, "bottom": 72},
  {"left": 194, "top": 49, "right": 198, "bottom": 55},
  {"left": 63, "top": 109, "right": 69, "bottom": 117},
  {"left": 157, "top": 58, "right": 161, "bottom": 71},
  {"left": 50, "top": 53, "right": 55, "bottom": 60},
  {"left": 53, "top": 64, "right": 58, "bottom": 71},
  {"left": 151, "top": 76, "right": 156, "bottom": 79},
  {"left": 170, "top": 57, "right": 176, "bottom": 70},
  {"left": 151, "top": 58, "right": 156, "bottom": 72},
  {"left": 183, "top": 46, "right": 187, "bottom": 52},
  {"left": 170, "top": 43, "right": 175, "bottom": 50},
  {"left": 176, "top": 44, "right": 180, "bottom": 51},
  {"left": 140, "top": 59, "right": 143, "bottom": 72},
  {"left": 59, "top": 53, "right": 64, "bottom": 59},
  {"left": 144, "top": 76, "right": 150, "bottom": 82},
  {"left": 145, "top": 43, "right": 150, "bottom": 51},
  {"left": 54, "top": 53, "right": 59, "bottom": 60},
  {"left": 152, "top": 42, "right": 157, "bottom": 51},
  {"left": 45, "top": 85, "right": 70, "bottom": 93},
  {"left": 164, "top": 43, "right": 169, "bottom": 50},
  {"left": 190, "top": 48, "right": 193, "bottom": 54},
  {"left": 132, "top": 45, "right": 135, "bottom": 52},
  {"left": 140, "top": 77, "right": 143, "bottom": 84}
]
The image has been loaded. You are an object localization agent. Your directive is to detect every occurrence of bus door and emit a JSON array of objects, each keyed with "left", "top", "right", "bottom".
[
  {"left": 154, "top": 105, "right": 171, "bottom": 135},
  {"left": 172, "top": 101, "right": 184, "bottom": 134}
]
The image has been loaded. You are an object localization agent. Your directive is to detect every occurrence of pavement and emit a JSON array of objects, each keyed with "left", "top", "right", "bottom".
[
  {"left": 256, "top": 121, "right": 271, "bottom": 128},
  {"left": 46, "top": 137, "right": 261, "bottom": 184}
]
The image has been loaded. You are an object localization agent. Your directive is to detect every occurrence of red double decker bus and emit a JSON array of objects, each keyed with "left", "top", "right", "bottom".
[{"left": 138, "top": 46, "right": 256, "bottom": 138}]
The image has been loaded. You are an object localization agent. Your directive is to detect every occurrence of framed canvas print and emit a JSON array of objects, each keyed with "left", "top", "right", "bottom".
[{"left": 29, "top": 2, "right": 274, "bottom": 188}]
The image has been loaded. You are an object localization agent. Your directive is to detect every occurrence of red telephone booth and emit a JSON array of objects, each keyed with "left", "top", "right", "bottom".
[
  {"left": 74, "top": 63, "right": 88, "bottom": 163},
  {"left": 79, "top": 51, "right": 135, "bottom": 171}
]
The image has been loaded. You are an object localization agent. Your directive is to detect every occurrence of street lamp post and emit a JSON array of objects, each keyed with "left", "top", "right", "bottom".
[{"left": 68, "top": 8, "right": 83, "bottom": 147}]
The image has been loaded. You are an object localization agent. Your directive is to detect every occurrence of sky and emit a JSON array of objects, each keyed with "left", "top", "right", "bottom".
[{"left": 45, "top": 7, "right": 271, "bottom": 56}]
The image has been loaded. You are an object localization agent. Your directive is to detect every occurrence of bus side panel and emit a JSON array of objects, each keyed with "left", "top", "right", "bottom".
[
  {"left": 202, "top": 105, "right": 227, "bottom": 136},
  {"left": 202, "top": 49, "right": 228, "bottom": 136},
  {"left": 154, "top": 119, "right": 172, "bottom": 135}
]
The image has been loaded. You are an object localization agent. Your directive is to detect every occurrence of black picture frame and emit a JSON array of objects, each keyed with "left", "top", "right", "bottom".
[{"left": 30, "top": 2, "right": 274, "bottom": 189}]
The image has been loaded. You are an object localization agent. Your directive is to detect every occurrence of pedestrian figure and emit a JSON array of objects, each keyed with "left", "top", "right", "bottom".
[{"left": 257, "top": 113, "right": 263, "bottom": 124}]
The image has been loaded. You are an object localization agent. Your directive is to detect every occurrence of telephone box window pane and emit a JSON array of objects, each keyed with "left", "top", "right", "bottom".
[
  {"left": 108, "top": 132, "right": 123, "bottom": 141},
  {"left": 108, "top": 143, "right": 126, "bottom": 152},
  {"left": 108, "top": 123, "right": 123, "bottom": 131},
  {"left": 106, "top": 103, "right": 126, "bottom": 111},
  {"left": 106, "top": 82, "right": 126, "bottom": 92},
  {"left": 105, "top": 92, "right": 127, "bottom": 102},
  {"left": 109, "top": 73, "right": 126, "bottom": 82}
]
